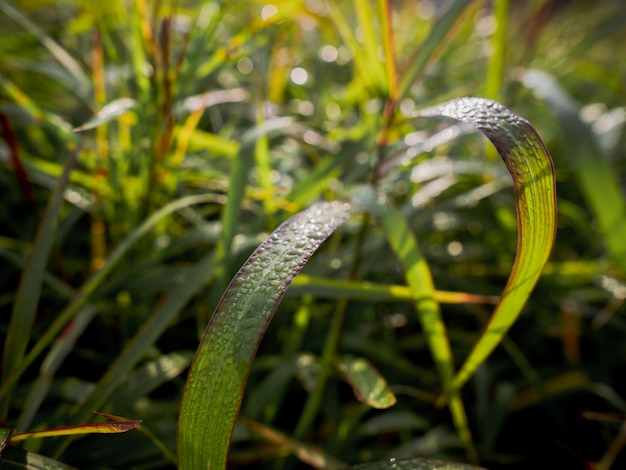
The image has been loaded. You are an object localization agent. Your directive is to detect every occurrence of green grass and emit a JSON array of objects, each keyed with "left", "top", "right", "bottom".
[{"left": 1, "top": 1, "right": 626, "bottom": 469}]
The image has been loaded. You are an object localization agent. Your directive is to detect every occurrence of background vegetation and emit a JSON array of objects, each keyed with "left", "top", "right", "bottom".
[{"left": 1, "top": 0, "right": 625, "bottom": 469}]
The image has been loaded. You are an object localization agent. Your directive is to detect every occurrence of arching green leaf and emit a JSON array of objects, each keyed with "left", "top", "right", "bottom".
[
  {"left": 177, "top": 201, "right": 355, "bottom": 470},
  {"left": 418, "top": 97, "right": 557, "bottom": 393},
  {"left": 521, "top": 69, "right": 626, "bottom": 276}
]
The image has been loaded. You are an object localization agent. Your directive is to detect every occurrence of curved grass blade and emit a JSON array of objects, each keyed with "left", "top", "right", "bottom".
[
  {"left": 177, "top": 201, "right": 354, "bottom": 470},
  {"left": 418, "top": 97, "right": 557, "bottom": 393},
  {"left": 521, "top": 69, "right": 626, "bottom": 276}
]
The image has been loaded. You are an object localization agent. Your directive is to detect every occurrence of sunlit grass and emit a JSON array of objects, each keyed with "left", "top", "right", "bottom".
[{"left": 1, "top": 0, "right": 625, "bottom": 469}]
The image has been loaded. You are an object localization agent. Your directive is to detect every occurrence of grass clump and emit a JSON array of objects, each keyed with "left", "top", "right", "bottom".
[{"left": 1, "top": 1, "right": 625, "bottom": 469}]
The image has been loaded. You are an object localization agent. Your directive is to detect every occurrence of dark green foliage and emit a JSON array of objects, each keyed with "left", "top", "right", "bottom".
[{"left": 1, "top": 1, "right": 625, "bottom": 469}]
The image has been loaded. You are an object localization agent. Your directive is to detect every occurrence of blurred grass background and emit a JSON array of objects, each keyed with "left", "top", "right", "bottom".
[{"left": 1, "top": 0, "right": 625, "bottom": 469}]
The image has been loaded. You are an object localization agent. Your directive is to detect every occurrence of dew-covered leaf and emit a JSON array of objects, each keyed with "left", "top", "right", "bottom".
[
  {"left": 521, "top": 69, "right": 626, "bottom": 276},
  {"left": 418, "top": 97, "right": 557, "bottom": 393},
  {"left": 177, "top": 201, "right": 355, "bottom": 470}
]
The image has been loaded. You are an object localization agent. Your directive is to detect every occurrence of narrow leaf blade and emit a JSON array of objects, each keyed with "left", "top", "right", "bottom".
[
  {"left": 0, "top": 0, "right": 91, "bottom": 98},
  {"left": 238, "top": 417, "right": 346, "bottom": 469},
  {"left": 177, "top": 201, "right": 354, "bottom": 470},
  {"left": 1, "top": 149, "right": 78, "bottom": 419},
  {"left": 358, "top": 191, "right": 475, "bottom": 458},
  {"left": 288, "top": 274, "right": 498, "bottom": 304},
  {"left": 9, "top": 419, "right": 141, "bottom": 442},
  {"left": 338, "top": 356, "right": 396, "bottom": 409},
  {"left": 521, "top": 69, "right": 626, "bottom": 275},
  {"left": 419, "top": 97, "right": 557, "bottom": 392},
  {"left": 397, "top": 0, "right": 474, "bottom": 103}
]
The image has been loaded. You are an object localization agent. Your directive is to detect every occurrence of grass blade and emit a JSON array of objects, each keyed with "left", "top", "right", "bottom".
[
  {"left": 484, "top": 0, "right": 509, "bottom": 102},
  {"left": 285, "top": 154, "right": 345, "bottom": 208},
  {"left": 1, "top": 148, "right": 78, "bottom": 420},
  {"left": 50, "top": 250, "right": 214, "bottom": 458},
  {"left": 0, "top": 194, "right": 220, "bottom": 403},
  {"left": 72, "top": 98, "right": 137, "bottom": 132},
  {"left": 358, "top": 189, "right": 475, "bottom": 459},
  {"left": 418, "top": 97, "right": 557, "bottom": 393},
  {"left": 0, "top": 74, "right": 74, "bottom": 140},
  {"left": 65, "top": 251, "right": 214, "bottom": 428},
  {"left": 10, "top": 419, "right": 141, "bottom": 442},
  {"left": 397, "top": 0, "right": 474, "bottom": 104},
  {"left": 521, "top": 69, "right": 626, "bottom": 276},
  {"left": 177, "top": 201, "right": 354, "bottom": 470},
  {"left": 17, "top": 305, "right": 96, "bottom": 432},
  {"left": 109, "top": 352, "right": 193, "bottom": 407},
  {"left": 377, "top": 0, "right": 398, "bottom": 102},
  {"left": 326, "top": 0, "right": 385, "bottom": 95},
  {"left": 288, "top": 274, "right": 498, "bottom": 304},
  {"left": 338, "top": 356, "right": 396, "bottom": 409},
  {"left": 0, "top": 111, "right": 33, "bottom": 202},
  {"left": 238, "top": 417, "right": 347, "bottom": 469},
  {"left": 0, "top": 0, "right": 91, "bottom": 100},
  {"left": 353, "top": 0, "right": 387, "bottom": 94}
]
